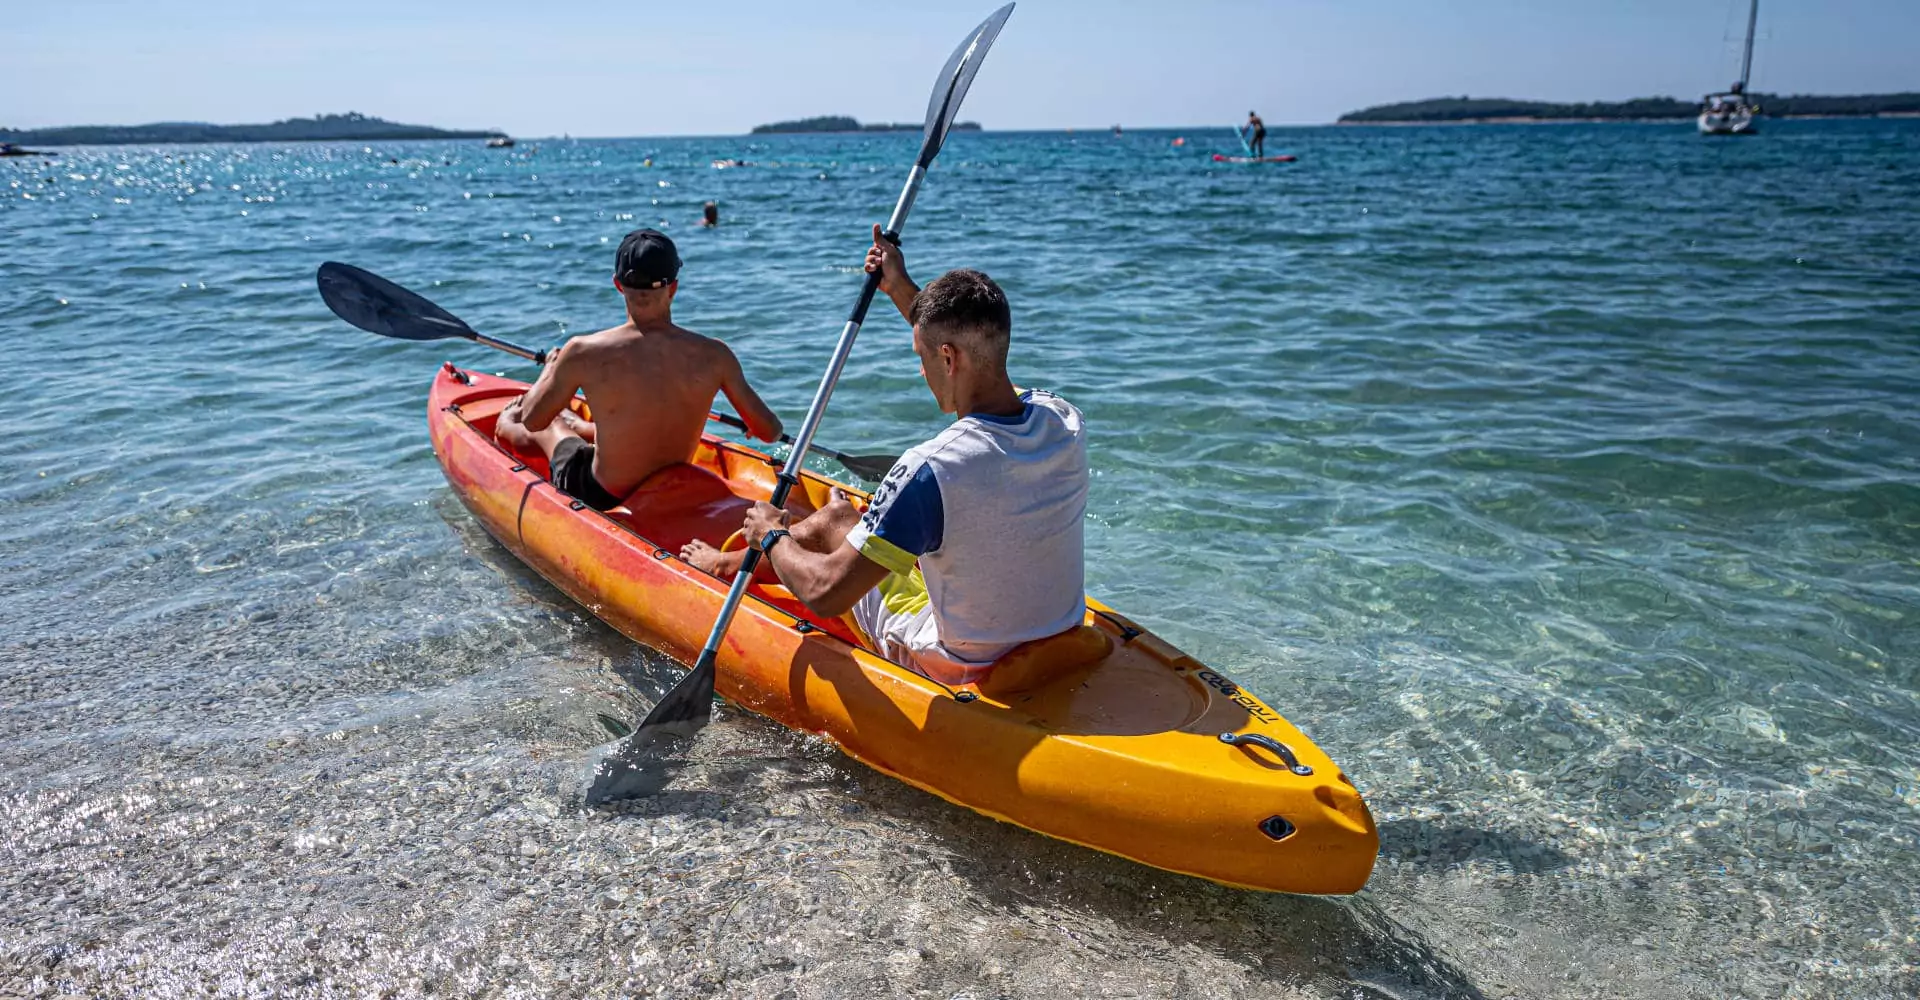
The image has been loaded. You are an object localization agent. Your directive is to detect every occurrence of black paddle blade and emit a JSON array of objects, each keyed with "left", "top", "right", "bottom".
[
  {"left": 917, "top": 3, "right": 1016, "bottom": 167},
  {"left": 585, "top": 660, "right": 716, "bottom": 803},
  {"left": 316, "top": 261, "right": 477, "bottom": 342},
  {"left": 837, "top": 453, "right": 900, "bottom": 482}
]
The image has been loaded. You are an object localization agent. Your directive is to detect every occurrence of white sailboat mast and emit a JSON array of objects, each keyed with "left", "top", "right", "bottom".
[{"left": 1738, "top": 0, "right": 1758, "bottom": 91}]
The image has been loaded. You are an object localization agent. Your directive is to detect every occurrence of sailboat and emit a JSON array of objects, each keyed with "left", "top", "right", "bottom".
[{"left": 1699, "top": 0, "right": 1761, "bottom": 135}]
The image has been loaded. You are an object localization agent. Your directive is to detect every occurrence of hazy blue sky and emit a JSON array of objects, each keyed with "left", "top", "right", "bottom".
[{"left": 6, "top": 1, "right": 1917, "bottom": 134}]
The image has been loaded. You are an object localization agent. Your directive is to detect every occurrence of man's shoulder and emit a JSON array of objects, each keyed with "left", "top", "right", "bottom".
[
  {"left": 562, "top": 324, "right": 637, "bottom": 353},
  {"left": 1019, "top": 388, "right": 1085, "bottom": 431},
  {"left": 907, "top": 393, "right": 1086, "bottom": 472},
  {"left": 575, "top": 323, "right": 725, "bottom": 356},
  {"left": 868, "top": 424, "right": 976, "bottom": 500},
  {"left": 655, "top": 324, "right": 731, "bottom": 361}
]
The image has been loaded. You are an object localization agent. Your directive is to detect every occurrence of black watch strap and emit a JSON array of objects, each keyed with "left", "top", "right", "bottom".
[{"left": 758, "top": 528, "right": 791, "bottom": 554}]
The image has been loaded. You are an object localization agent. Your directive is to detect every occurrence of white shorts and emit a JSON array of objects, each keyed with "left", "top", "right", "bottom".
[{"left": 849, "top": 569, "right": 1000, "bottom": 687}]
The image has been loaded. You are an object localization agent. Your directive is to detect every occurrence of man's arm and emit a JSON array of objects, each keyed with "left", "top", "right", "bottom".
[
  {"left": 505, "top": 339, "right": 582, "bottom": 431},
  {"left": 865, "top": 223, "right": 919, "bottom": 323},
  {"left": 743, "top": 455, "right": 941, "bottom": 618},
  {"left": 770, "top": 529, "right": 893, "bottom": 618},
  {"left": 740, "top": 499, "right": 892, "bottom": 618},
  {"left": 717, "top": 345, "right": 784, "bottom": 443}
]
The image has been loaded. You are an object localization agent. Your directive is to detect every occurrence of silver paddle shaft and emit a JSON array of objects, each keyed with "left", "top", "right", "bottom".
[
  {"left": 685, "top": 164, "right": 928, "bottom": 673},
  {"left": 470, "top": 329, "right": 544, "bottom": 363},
  {"left": 782, "top": 164, "right": 923, "bottom": 478}
]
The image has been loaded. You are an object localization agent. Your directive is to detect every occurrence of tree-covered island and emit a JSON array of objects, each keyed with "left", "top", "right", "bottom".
[
  {"left": 0, "top": 112, "right": 506, "bottom": 146},
  {"left": 751, "top": 115, "right": 983, "bottom": 134},
  {"left": 1339, "top": 93, "right": 1920, "bottom": 124}
]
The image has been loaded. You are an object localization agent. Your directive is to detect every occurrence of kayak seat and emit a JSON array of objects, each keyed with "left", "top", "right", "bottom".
[
  {"left": 607, "top": 462, "right": 752, "bottom": 554},
  {"left": 610, "top": 463, "right": 863, "bottom": 646},
  {"left": 974, "top": 625, "right": 1114, "bottom": 699}
]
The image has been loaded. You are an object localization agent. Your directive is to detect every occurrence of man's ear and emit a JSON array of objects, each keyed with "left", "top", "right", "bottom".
[{"left": 940, "top": 341, "right": 961, "bottom": 374}]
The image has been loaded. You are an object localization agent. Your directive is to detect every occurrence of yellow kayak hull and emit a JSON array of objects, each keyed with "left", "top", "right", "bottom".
[{"left": 428, "top": 366, "right": 1377, "bottom": 894}]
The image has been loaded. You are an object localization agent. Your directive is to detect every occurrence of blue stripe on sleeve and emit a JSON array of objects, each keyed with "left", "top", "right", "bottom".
[{"left": 869, "top": 461, "right": 944, "bottom": 557}]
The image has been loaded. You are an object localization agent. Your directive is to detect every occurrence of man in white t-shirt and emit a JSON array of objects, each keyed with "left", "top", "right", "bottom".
[{"left": 680, "top": 225, "right": 1089, "bottom": 686}]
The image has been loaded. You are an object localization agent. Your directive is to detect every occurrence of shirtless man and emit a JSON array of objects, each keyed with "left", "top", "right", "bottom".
[
  {"left": 680, "top": 226, "right": 1089, "bottom": 686},
  {"left": 1246, "top": 110, "right": 1267, "bottom": 159},
  {"left": 495, "top": 228, "right": 783, "bottom": 510}
]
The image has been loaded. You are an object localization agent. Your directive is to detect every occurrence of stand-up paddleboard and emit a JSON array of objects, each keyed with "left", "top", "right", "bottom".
[
  {"left": 1224, "top": 124, "right": 1292, "bottom": 162},
  {"left": 1214, "top": 153, "right": 1296, "bottom": 164}
]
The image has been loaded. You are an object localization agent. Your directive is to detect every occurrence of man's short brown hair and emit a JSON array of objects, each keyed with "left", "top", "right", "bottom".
[{"left": 908, "top": 268, "right": 1011, "bottom": 364}]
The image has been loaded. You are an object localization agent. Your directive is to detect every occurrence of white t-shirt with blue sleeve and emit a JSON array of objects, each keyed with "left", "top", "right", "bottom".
[{"left": 843, "top": 389, "right": 1089, "bottom": 677}]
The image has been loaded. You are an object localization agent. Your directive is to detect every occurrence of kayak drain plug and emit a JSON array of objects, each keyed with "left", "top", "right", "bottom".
[{"left": 1259, "top": 815, "right": 1297, "bottom": 842}]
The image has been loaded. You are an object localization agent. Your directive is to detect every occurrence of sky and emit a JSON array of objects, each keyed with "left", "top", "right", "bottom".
[{"left": 5, "top": 0, "right": 1918, "bottom": 135}]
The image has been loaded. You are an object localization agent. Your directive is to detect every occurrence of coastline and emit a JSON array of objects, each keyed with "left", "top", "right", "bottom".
[
  {"left": 0, "top": 113, "right": 504, "bottom": 148},
  {"left": 1337, "top": 111, "right": 1920, "bottom": 126}
]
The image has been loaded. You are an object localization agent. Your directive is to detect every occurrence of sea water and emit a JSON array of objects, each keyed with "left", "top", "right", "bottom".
[{"left": 2, "top": 121, "right": 1917, "bottom": 997}]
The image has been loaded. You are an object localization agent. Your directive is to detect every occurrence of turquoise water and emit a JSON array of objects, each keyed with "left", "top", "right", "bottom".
[{"left": 4, "top": 120, "right": 1918, "bottom": 997}]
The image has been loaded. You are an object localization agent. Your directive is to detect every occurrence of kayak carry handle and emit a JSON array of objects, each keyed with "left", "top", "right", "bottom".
[{"left": 1219, "top": 731, "right": 1314, "bottom": 776}]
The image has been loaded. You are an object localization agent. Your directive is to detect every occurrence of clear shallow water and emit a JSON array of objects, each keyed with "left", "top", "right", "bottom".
[{"left": 3, "top": 120, "right": 1918, "bottom": 997}]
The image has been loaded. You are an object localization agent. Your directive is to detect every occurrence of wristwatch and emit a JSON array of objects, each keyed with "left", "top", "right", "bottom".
[{"left": 757, "top": 528, "right": 791, "bottom": 554}]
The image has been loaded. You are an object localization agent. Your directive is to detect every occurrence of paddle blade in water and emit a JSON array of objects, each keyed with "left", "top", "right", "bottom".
[
  {"left": 585, "top": 660, "right": 715, "bottom": 803},
  {"left": 316, "top": 261, "right": 476, "bottom": 342},
  {"left": 583, "top": 722, "right": 688, "bottom": 802},
  {"left": 917, "top": 3, "right": 1015, "bottom": 167}
]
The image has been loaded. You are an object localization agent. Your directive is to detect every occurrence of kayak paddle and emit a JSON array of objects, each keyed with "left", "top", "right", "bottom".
[
  {"left": 703, "top": 410, "right": 898, "bottom": 482},
  {"left": 585, "top": 2, "right": 1017, "bottom": 803},
  {"left": 314, "top": 261, "right": 902, "bottom": 480},
  {"left": 317, "top": 261, "right": 548, "bottom": 363}
]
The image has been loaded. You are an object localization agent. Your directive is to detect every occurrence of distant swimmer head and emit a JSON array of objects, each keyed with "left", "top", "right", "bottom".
[
  {"left": 702, "top": 200, "right": 719, "bottom": 226},
  {"left": 908, "top": 268, "right": 1012, "bottom": 414}
]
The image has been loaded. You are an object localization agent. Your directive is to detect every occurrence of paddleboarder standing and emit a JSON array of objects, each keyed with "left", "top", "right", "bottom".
[{"left": 1246, "top": 110, "right": 1267, "bottom": 159}]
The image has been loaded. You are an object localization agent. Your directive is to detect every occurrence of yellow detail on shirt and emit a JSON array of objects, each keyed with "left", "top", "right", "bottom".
[
  {"left": 853, "top": 530, "right": 919, "bottom": 576},
  {"left": 877, "top": 565, "right": 931, "bottom": 616}
]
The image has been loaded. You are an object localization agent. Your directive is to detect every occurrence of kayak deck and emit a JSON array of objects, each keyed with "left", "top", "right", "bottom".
[{"left": 429, "top": 366, "right": 1377, "bottom": 894}]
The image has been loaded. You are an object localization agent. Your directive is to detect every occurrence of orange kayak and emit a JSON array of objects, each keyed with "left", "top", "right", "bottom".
[{"left": 429, "top": 365, "right": 1378, "bottom": 894}]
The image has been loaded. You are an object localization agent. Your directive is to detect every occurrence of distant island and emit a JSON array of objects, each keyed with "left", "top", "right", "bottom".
[
  {"left": 0, "top": 112, "right": 506, "bottom": 146},
  {"left": 751, "top": 115, "right": 982, "bottom": 134},
  {"left": 1339, "top": 93, "right": 1920, "bottom": 124}
]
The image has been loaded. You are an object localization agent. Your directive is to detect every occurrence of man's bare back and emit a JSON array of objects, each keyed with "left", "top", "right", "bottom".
[
  {"left": 494, "top": 228, "right": 781, "bottom": 508},
  {"left": 563, "top": 324, "right": 771, "bottom": 495}
]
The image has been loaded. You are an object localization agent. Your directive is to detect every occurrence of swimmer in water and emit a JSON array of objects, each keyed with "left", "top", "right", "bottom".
[{"left": 701, "top": 201, "right": 719, "bottom": 227}]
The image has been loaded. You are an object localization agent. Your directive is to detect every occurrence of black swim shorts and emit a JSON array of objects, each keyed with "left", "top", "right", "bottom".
[{"left": 549, "top": 437, "right": 624, "bottom": 511}]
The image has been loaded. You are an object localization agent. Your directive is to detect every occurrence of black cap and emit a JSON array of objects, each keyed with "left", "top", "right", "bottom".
[{"left": 615, "top": 229, "right": 680, "bottom": 289}]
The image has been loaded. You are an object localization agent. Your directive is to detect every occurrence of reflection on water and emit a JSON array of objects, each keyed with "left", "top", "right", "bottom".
[{"left": 3, "top": 122, "right": 1918, "bottom": 997}]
